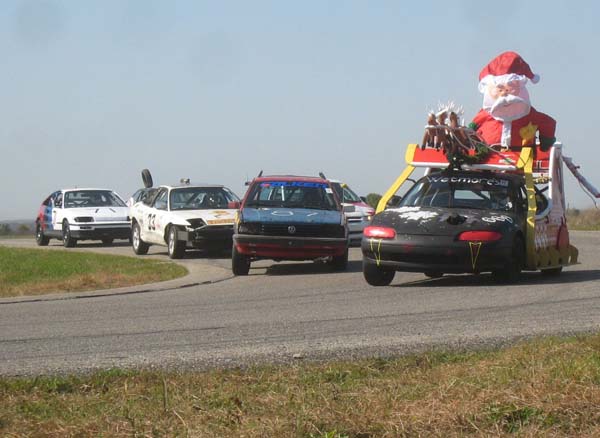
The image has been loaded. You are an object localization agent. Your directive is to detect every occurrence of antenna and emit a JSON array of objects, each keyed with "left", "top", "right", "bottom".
[
  {"left": 257, "top": 170, "right": 263, "bottom": 177},
  {"left": 319, "top": 172, "right": 326, "bottom": 179}
]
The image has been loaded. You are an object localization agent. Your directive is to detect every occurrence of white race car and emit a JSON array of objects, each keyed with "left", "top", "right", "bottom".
[
  {"left": 35, "top": 188, "right": 131, "bottom": 247},
  {"left": 130, "top": 182, "right": 241, "bottom": 258}
]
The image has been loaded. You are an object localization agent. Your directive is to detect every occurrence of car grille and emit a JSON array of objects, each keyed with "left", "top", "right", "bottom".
[{"left": 259, "top": 223, "right": 345, "bottom": 238}]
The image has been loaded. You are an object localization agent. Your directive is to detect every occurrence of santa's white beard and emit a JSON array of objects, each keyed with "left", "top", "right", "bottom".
[{"left": 483, "top": 91, "right": 531, "bottom": 122}]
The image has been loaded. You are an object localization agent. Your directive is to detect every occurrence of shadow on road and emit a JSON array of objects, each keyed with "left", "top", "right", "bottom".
[
  {"left": 261, "top": 260, "right": 363, "bottom": 276},
  {"left": 393, "top": 269, "right": 600, "bottom": 288}
]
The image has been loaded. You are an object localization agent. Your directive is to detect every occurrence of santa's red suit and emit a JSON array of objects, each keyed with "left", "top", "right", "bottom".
[
  {"left": 471, "top": 107, "right": 556, "bottom": 150},
  {"left": 469, "top": 51, "right": 556, "bottom": 152}
]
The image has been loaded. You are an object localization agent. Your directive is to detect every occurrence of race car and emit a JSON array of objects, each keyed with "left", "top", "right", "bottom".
[
  {"left": 130, "top": 180, "right": 241, "bottom": 258},
  {"left": 35, "top": 188, "right": 131, "bottom": 247},
  {"left": 362, "top": 143, "right": 579, "bottom": 285},
  {"left": 231, "top": 174, "right": 350, "bottom": 275}
]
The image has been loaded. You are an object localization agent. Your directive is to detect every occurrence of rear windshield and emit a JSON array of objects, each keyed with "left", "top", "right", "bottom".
[
  {"left": 331, "top": 183, "right": 362, "bottom": 203},
  {"left": 245, "top": 181, "right": 339, "bottom": 210},
  {"left": 170, "top": 187, "right": 239, "bottom": 211},
  {"left": 399, "top": 174, "right": 515, "bottom": 212},
  {"left": 64, "top": 190, "right": 125, "bottom": 208}
]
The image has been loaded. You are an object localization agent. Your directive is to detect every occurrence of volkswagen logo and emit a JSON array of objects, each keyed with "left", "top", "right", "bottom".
[{"left": 287, "top": 225, "right": 296, "bottom": 234}]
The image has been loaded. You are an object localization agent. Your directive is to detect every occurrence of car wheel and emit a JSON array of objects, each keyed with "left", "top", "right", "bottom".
[
  {"left": 492, "top": 237, "right": 524, "bottom": 284},
  {"left": 101, "top": 238, "right": 114, "bottom": 246},
  {"left": 363, "top": 258, "right": 395, "bottom": 286},
  {"left": 330, "top": 248, "right": 349, "bottom": 271},
  {"left": 167, "top": 226, "right": 185, "bottom": 259},
  {"left": 35, "top": 222, "right": 50, "bottom": 246},
  {"left": 62, "top": 221, "right": 77, "bottom": 248},
  {"left": 132, "top": 222, "right": 149, "bottom": 255},
  {"left": 424, "top": 270, "right": 443, "bottom": 279},
  {"left": 541, "top": 266, "right": 562, "bottom": 276},
  {"left": 232, "top": 245, "right": 250, "bottom": 276}
]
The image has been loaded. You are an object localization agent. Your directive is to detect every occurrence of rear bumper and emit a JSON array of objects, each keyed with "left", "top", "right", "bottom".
[
  {"left": 361, "top": 235, "right": 512, "bottom": 273},
  {"left": 234, "top": 234, "right": 348, "bottom": 259}
]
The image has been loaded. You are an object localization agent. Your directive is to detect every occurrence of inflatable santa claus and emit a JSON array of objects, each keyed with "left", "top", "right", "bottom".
[{"left": 469, "top": 51, "right": 556, "bottom": 152}]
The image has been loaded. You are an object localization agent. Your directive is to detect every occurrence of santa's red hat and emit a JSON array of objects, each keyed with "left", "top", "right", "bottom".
[{"left": 479, "top": 51, "right": 540, "bottom": 84}]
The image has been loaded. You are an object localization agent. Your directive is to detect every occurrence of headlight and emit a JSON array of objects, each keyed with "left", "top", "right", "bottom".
[
  {"left": 238, "top": 223, "right": 260, "bottom": 234},
  {"left": 186, "top": 218, "right": 206, "bottom": 229}
]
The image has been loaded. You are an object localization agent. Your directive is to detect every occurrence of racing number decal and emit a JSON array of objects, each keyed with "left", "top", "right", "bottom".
[{"left": 147, "top": 213, "right": 157, "bottom": 231}]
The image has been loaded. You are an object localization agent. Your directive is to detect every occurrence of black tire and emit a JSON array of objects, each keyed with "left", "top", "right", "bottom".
[
  {"left": 101, "top": 238, "right": 114, "bottom": 246},
  {"left": 62, "top": 221, "right": 77, "bottom": 248},
  {"left": 363, "top": 258, "right": 395, "bottom": 286},
  {"left": 330, "top": 248, "right": 349, "bottom": 271},
  {"left": 142, "top": 168, "right": 153, "bottom": 188},
  {"left": 232, "top": 245, "right": 250, "bottom": 276},
  {"left": 541, "top": 266, "right": 562, "bottom": 276},
  {"left": 492, "top": 237, "right": 524, "bottom": 284},
  {"left": 424, "top": 270, "right": 443, "bottom": 279},
  {"left": 167, "top": 226, "right": 185, "bottom": 259},
  {"left": 132, "top": 222, "right": 149, "bottom": 255},
  {"left": 35, "top": 222, "right": 49, "bottom": 246}
]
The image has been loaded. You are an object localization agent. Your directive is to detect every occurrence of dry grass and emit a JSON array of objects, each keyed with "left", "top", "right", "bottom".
[
  {"left": 567, "top": 208, "right": 600, "bottom": 230},
  {"left": 0, "top": 246, "right": 187, "bottom": 297},
  {"left": 3, "top": 334, "right": 600, "bottom": 437}
]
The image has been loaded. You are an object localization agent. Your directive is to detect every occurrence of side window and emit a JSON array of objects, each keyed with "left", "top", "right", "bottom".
[
  {"left": 54, "top": 193, "right": 63, "bottom": 208},
  {"left": 153, "top": 189, "right": 168, "bottom": 210}
]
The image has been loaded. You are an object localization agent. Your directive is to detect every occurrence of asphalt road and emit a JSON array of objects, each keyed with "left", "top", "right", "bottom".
[{"left": 2, "top": 232, "right": 600, "bottom": 376}]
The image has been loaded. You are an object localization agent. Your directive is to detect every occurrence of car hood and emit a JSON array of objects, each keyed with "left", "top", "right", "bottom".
[
  {"left": 241, "top": 207, "right": 342, "bottom": 224},
  {"left": 373, "top": 206, "right": 517, "bottom": 236},
  {"left": 171, "top": 209, "right": 237, "bottom": 224},
  {"left": 66, "top": 207, "right": 129, "bottom": 222}
]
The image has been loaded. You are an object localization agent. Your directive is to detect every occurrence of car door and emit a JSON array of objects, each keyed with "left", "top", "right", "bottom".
[
  {"left": 52, "top": 191, "right": 65, "bottom": 234},
  {"left": 145, "top": 188, "right": 168, "bottom": 244}
]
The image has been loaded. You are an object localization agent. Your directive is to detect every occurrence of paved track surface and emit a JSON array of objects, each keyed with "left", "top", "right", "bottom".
[{"left": 2, "top": 232, "right": 600, "bottom": 376}]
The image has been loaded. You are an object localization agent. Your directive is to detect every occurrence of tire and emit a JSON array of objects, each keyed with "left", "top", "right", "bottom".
[
  {"left": 62, "top": 221, "right": 77, "bottom": 248},
  {"left": 142, "top": 169, "right": 153, "bottom": 188},
  {"left": 541, "top": 266, "right": 562, "bottom": 276},
  {"left": 167, "top": 226, "right": 185, "bottom": 259},
  {"left": 35, "top": 223, "right": 50, "bottom": 246},
  {"left": 330, "top": 248, "right": 349, "bottom": 271},
  {"left": 424, "top": 270, "right": 443, "bottom": 279},
  {"left": 363, "top": 258, "right": 395, "bottom": 286},
  {"left": 492, "top": 237, "right": 524, "bottom": 284},
  {"left": 232, "top": 245, "right": 250, "bottom": 276},
  {"left": 101, "top": 238, "right": 114, "bottom": 246},
  {"left": 132, "top": 222, "right": 149, "bottom": 255}
]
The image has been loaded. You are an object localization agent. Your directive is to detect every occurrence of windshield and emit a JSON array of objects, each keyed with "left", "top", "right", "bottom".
[
  {"left": 169, "top": 187, "right": 239, "bottom": 211},
  {"left": 399, "top": 174, "right": 515, "bottom": 212},
  {"left": 246, "top": 181, "right": 339, "bottom": 210},
  {"left": 331, "top": 182, "right": 362, "bottom": 203},
  {"left": 64, "top": 190, "right": 125, "bottom": 208}
]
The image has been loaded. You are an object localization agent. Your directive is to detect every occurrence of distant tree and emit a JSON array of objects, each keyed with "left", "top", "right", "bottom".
[
  {"left": 0, "top": 224, "right": 10, "bottom": 236},
  {"left": 365, "top": 193, "right": 382, "bottom": 209},
  {"left": 17, "top": 224, "right": 31, "bottom": 235}
]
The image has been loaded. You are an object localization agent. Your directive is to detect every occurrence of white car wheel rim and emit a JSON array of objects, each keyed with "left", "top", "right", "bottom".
[
  {"left": 169, "top": 230, "right": 174, "bottom": 253},
  {"left": 133, "top": 226, "right": 139, "bottom": 248}
]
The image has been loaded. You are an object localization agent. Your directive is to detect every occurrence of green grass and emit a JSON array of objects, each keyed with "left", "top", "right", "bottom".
[
  {"left": 3, "top": 334, "right": 600, "bottom": 437},
  {"left": 0, "top": 246, "right": 187, "bottom": 297}
]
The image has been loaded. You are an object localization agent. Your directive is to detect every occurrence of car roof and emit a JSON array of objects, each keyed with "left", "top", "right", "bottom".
[
  {"left": 427, "top": 170, "right": 524, "bottom": 183},
  {"left": 61, "top": 188, "right": 115, "bottom": 192},
  {"left": 251, "top": 175, "right": 331, "bottom": 184},
  {"left": 158, "top": 184, "right": 226, "bottom": 190}
]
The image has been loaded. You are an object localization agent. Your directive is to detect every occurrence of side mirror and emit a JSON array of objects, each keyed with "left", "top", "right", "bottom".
[
  {"left": 228, "top": 201, "right": 241, "bottom": 209},
  {"left": 342, "top": 204, "right": 355, "bottom": 213}
]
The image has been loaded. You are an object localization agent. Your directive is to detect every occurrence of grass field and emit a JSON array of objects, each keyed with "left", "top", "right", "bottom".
[
  {"left": 0, "top": 246, "right": 187, "bottom": 297},
  {"left": 567, "top": 208, "right": 600, "bottom": 230},
  {"left": 2, "top": 334, "right": 600, "bottom": 437}
]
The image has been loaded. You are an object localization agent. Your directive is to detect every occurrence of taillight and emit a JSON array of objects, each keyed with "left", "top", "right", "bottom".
[
  {"left": 458, "top": 231, "right": 502, "bottom": 241},
  {"left": 364, "top": 226, "right": 396, "bottom": 239}
]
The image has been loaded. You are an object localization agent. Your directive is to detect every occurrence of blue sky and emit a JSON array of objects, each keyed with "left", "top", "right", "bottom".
[{"left": 1, "top": 0, "right": 599, "bottom": 220}]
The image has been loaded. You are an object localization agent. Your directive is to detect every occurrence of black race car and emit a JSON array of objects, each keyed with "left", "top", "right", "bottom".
[{"left": 362, "top": 169, "right": 530, "bottom": 285}]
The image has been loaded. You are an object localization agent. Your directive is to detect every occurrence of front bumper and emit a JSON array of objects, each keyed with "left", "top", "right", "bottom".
[
  {"left": 361, "top": 235, "right": 512, "bottom": 274},
  {"left": 177, "top": 225, "right": 234, "bottom": 248},
  {"left": 234, "top": 234, "right": 348, "bottom": 260},
  {"left": 69, "top": 224, "right": 131, "bottom": 240}
]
